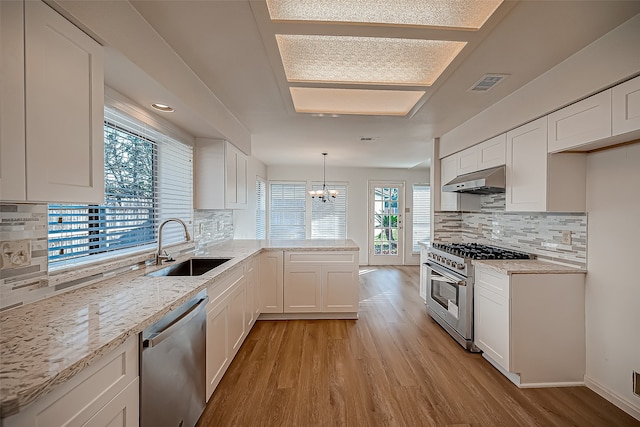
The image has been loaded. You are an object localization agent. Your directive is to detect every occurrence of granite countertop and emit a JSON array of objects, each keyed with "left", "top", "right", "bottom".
[
  {"left": 0, "top": 239, "right": 359, "bottom": 417},
  {"left": 472, "top": 259, "right": 587, "bottom": 275}
]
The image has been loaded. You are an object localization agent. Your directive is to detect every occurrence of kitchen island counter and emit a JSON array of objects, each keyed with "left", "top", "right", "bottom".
[{"left": 0, "top": 239, "right": 358, "bottom": 417}]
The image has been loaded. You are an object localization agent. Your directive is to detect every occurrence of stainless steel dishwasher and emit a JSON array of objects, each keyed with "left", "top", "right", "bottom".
[{"left": 140, "top": 290, "right": 208, "bottom": 427}]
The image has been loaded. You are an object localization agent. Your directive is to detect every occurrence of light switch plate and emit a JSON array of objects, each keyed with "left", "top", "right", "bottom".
[{"left": 1, "top": 240, "right": 32, "bottom": 270}]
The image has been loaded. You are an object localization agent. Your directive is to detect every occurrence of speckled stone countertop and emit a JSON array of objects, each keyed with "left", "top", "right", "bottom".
[
  {"left": 472, "top": 259, "right": 587, "bottom": 275},
  {"left": 0, "top": 239, "right": 358, "bottom": 417}
]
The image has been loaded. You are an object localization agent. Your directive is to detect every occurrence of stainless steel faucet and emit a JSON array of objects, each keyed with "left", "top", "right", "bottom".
[{"left": 156, "top": 218, "right": 191, "bottom": 265}]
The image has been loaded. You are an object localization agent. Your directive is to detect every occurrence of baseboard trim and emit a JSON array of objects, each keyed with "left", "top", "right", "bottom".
[
  {"left": 258, "top": 312, "right": 358, "bottom": 320},
  {"left": 585, "top": 375, "right": 640, "bottom": 421}
]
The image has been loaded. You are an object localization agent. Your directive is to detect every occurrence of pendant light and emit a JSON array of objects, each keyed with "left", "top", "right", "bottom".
[{"left": 308, "top": 153, "right": 339, "bottom": 203}]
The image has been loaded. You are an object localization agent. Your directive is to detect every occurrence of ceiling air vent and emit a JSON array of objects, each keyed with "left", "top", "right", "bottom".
[
  {"left": 360, "top": 136, "right": 380, "bottom": 142},
  {"left": 468, "top": 74, "right": 509, "bottom": 92}
]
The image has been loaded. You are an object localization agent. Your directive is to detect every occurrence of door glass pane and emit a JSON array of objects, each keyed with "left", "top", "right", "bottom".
[{"left": 373, "top": 186, "right": 400, "bottom": 256}]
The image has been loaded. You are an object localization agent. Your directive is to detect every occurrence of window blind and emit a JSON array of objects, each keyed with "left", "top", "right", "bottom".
[
  {"left": 256, "top": 178, "right": 266, "bottom": 239},
  {"left": 269, "top": 182, "right": 306, "bottom": 239},
  {"left": 311, "top": 183, "right": 347, "bottom": 239},
  {"left": 48, "top": 105, "right": 193, "bottom": 265},
  {"left": 412, "top": 184, "right": 431, "bottom": 253}
]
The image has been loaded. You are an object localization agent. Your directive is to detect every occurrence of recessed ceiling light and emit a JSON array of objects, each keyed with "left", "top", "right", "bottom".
[
  {"left": 276, "top": 35, "right": 466, "bottom": 86},
  {"left": 290, "top": 87, "right": 425, "bottom": 116},
  {"left": 151, "top": 103, "right": 175, "bottom": 112},
  {"left": 266, "top": 0, "right": 503, "bottom": 30}
]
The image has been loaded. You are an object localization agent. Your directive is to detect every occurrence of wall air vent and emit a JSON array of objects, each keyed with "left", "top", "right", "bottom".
[
  {"left": 468, "top": 74, "right": 509, "bottom": 92},
  {"left": 360, "top": 137, "right": 380, "bottom": 142}
]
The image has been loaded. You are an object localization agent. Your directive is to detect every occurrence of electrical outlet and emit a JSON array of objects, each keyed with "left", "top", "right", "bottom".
[
  {"left": 477, "top": 223, "right": 483, "bottom": 233},
  {"left": 634, "top": 371, "right": 640, "bottom": 397},
  {"left": 1, "top": 240, "right": 32, "bottom": 270},
  {"left": 561, "top": 230, "right": 572, "bottom": 245}
]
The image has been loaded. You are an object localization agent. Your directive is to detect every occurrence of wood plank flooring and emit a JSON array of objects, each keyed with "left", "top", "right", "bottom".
[{"left": 197, "top": 266, "right": 639, "bottom": 427}]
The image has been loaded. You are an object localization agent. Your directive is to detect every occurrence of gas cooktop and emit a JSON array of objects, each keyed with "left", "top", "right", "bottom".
[{"left": 431, "top": 242, "right": 531, "bottom": 260}]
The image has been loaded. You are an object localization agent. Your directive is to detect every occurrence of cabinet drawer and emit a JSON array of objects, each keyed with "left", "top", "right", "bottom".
[
  {"left": 285, "top": 251, "right": 356, "bottom": 264},
  {"left": 206, "top": 266, "right": 244, "bottom": 311},
  {"left": 475, "top": 267, "right": 509, "bottom": 298}
]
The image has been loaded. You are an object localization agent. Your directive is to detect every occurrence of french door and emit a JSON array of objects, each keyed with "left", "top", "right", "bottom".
[{"left": 369, "top": 182, "right": 404, "bottom": 265}]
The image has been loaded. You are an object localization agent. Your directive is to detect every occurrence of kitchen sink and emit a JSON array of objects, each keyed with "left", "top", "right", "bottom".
[{"left": 146, "top": 258, "right": 231, "bottom": 277}]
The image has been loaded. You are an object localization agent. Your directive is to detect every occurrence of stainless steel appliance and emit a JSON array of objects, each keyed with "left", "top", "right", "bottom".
[
  {"left": 140, "top": 290, "right": 208, "bottom": 427},
  {"left": 424, "top": 243, "right": 531, "bottom": 351},
  {"left": 442, "top": 165, "right": 506, "bottom": 194}
]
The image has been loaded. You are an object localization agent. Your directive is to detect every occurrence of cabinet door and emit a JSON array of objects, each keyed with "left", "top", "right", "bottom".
[
  {"left": 83, "top": 378, "right": 139, "bottom": 427},
  {"left": 547, "top": 90, "right": 612, "bottom": 153},
  {"left": 225, "top": 144, "right": 238, "bottom": 206},
  {"left": 506, "top": 117, "right": 548, "bottom": 212},
  {"left": 206, "top": 301, "right": 229, "bottom": 401},
  {"left": 194, "top": 138, "right": 225, "bottom": 209},
  {"left": 477, "top": 134, "right": 506, "bottom": 170},
  {"left": 24, "top": 1, "right": 104, "bottom": 203},
  {"left": 0, "top": 0, "right": 26, "bottom": 200},
  {"left": 321, "top": 264, "right": 359, "bottom": 312},
  {"left": 236, "top": 152, "right": 248, "bottom": 206},
  {"left": 228, "top": 279, "right": 246, "bottom": 355},
  {"left": 475, "top": 286, "right": 510, "bottom": 371},
  {"left": 456, "top": 146, "right": 478, "bottom": 175},
  {"left": 612, "top": 75, "right": 640, "bottom": 136},
  {"left": 260, "top": 251, "right": 284, "bottom": 313},
  {"left": 284, "top": 264, "right": 322, "bottom": 312},
  {"left": 440, "top": 154, "right": 459, "bottom": 211},
  {"left": 245, "top": 258, "right": 257, "bottom": 328}
]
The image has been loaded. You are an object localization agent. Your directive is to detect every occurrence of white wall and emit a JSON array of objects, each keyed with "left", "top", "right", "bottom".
[
  {"left": 233, "top": 155, "right": 267, "bottom": 239},
  {"left": 584, "top": 143, "right": 640, "bottom": 419},
  {"left": 267, "top": 165, "right": 429, "bottom": 265}
]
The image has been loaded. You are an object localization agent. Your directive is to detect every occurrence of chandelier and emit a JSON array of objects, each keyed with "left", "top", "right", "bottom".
[{"left": 308, "top": 153, "right": 339, "bottom": 203}]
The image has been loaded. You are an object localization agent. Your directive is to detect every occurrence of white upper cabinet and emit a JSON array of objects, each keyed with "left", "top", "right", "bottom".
[
  {"left": 612, "top": 75, "right": 640, "bottom": 136},
  {"left": 194, "top": 139, "right": 248, "bottom": 210},
  {"left": 454, "top": 133, "right": 506, "bottom": 176},
  {"left": 456, "top": 146, "right": 479, "bottom": 175},
  {"left": 1, "top": 0, "right": 104, "bottom": 203},
  {"left": 440, "top": 153, "right": 481, "bottom": 212},
  {"left": 547, "top": 90, "right": 612, "bottom": 153},
  {"left": 506, "top": 117, "right": 586, "bottom": 213},
  {"left": 477, "top": 133, "right": 506, "bottom": 170}
]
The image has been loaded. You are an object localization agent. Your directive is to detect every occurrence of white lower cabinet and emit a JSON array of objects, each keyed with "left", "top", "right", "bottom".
[
  {"left": 205, "top": 262, "right": 251, "bottom": 401},
  {"left": 244, "top": 255, "right": 260, "bottom": 329},
  {"left": 206, "top": 297, "right": 229, "bottom": 401},
  {"left": 474, "top": 266, "right": 586, "bottom": 387},
  {"left": 3, "top": 337, "right": 138, "bottom": 427},
  {"left": 259, "top": 251, "right": 284, "bottom": 313},
  {"left": 283, "top": 251, "right": 359, "bottom": 316}
]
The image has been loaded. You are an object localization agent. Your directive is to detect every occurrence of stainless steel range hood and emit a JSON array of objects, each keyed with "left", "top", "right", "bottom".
[{"left": 442, "top": 165, "right": 505, "bottom": 195}]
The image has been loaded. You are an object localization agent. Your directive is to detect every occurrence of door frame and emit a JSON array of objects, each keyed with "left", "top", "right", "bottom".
[{"left": 368, "top": 181, "right": 405, "bottom": 266}]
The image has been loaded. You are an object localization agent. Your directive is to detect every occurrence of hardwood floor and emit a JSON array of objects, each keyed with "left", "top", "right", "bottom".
[{"left": 197, "top": 266, "right": 639, "bottom": 427}]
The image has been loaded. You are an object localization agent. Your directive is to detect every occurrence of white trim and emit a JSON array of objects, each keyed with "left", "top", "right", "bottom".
[
  {"left": 585, "top": 375, "right": 640, "bottom": 421},
  {"left": 258, "top": 312, "right": 358, "bottom": 320}
]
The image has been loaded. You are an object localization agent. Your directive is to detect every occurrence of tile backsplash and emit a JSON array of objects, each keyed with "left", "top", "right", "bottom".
[
  {"left": 0, "top": 203, "right": 234, "bottom": 311},
  {"left": 434, "top": 194, "right": 587, "bottom": 267}
]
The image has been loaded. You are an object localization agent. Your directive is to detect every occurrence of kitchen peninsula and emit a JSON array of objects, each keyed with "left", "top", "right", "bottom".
[{"left": 0, "top": 239, "right": 359, "bottom": 423}]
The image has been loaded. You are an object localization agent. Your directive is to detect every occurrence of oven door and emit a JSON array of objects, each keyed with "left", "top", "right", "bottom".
[{"left": 425, "top": 261, "right": 470, "bottom": 340}]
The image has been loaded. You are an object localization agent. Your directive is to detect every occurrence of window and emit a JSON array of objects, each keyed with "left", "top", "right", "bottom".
[
  {"left": 48, "top": 105, "right": 193, "bottom": 266},
  {"left": 269, "top": 182, "right": 306, "bottom": 239},
  {"left": 412, "top": 184, "right": 431, "bottom": 253},
  {"left": 256, "top": 177, "right": 266, "bottom": 239},
  {"left": 311, "top": 183, "right": 347, "bottom": 239}
]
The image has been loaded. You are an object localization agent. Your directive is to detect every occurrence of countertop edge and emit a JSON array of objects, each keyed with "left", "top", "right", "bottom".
[{"left": 472, "top": 259, "right": 587, "bottom": 275}]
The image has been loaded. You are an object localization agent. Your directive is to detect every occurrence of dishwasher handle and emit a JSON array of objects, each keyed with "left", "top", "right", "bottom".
[{"left": 143, "top": 296, "right": 208, "bottom": 348}]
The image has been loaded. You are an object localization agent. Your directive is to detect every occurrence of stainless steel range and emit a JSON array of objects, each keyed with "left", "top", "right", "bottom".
[{"left": 424, "top": 243, "right": 532, "bottom": 351}]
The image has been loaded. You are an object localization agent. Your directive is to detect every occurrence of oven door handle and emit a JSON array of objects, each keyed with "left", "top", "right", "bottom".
[{"left": 425, "top": 261, "right": 466, "bottom": 286}]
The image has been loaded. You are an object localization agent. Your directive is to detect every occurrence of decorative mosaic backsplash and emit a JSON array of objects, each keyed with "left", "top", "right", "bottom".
[
  {"left": 0, "top": 204, "right": 49, "bottom": 311},
  {"left": 434, "top": 194, "right": 587, "bottom": 267},
  {"left": 193, "top": 209, "right": 234, "bottom": 253},
  {"left": 0, "top": 204, "right": 234, "bottom": 311}
]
